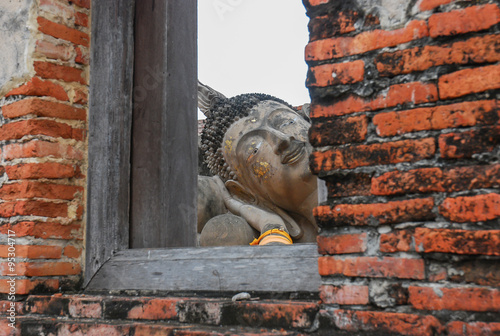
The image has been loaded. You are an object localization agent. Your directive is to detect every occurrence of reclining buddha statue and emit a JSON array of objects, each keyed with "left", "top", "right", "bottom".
[{"left": 197, "top": 82, "right": 318, "bottom": 246}]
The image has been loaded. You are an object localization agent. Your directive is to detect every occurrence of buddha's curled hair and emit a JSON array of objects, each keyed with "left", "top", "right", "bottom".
[{"left": 198, "top": 81, "right": 295, "bottom": 181}]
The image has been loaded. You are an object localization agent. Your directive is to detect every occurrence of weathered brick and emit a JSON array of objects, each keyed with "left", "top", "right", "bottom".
[
  {"left": 225, "top": 300, "right": 319, "bottom": 329},
  {"left": 2, "top": 140, "right": 84, "bottom": 161},
  {"left": 63, "top": 245, "right": 81, "bottom": 258},
  {"left": 418, "top": 0, "right": 454, "bottom": 12},
  {"left": 75, "top": 46, "right": 89, "bottom": 64},
  {"left": 307, "top": 11, "right": 359, "bottom": 41},
  {"left": 320, "top": 284, "right": 369, "bottom": 305},
  {"left": 449, "top": 260, "right": 500, "bottom": 287},
  {"left": 307, "top": 60, "right": 364, "bottom": 87},
  {"left": 376, "top": 34, "right": 500, "bottom": 76},
  {"left": 373, "top": 100, "right": 499, "bottom": 137},
  {"left": 314, "top": 198, "right": 434, "bottom": 227},
  {"left": 0, "top": 119, "right": 85, "bottom": 141},
  {"left": 2, "top": 98, "right": 86, "bottom": 120},
  {"left": 429, "top": 4, "right": 500, "bottom": 38},
  {"left": 5, "top": 162, "right": 82, "bottom": 180},
  {"left": 439, "top": 193, "right": 500, "bottom": 223},
  {"left": 2, "top": 261, "right": 81, "bottom": 276},
  {"left": 330, "top": 309, "right": 444, "bottom": 336},
  {"left": 0, "top": 200, "right": 69, "bottom": 218},
  {"left": 409, "top": 286, "right": 500, "bottom": 312},
  {"left": 324, "top": 172, "right": 372, "bottom": 197},
  {"left": 317, "top": 233, "right": 367, "bottom": 254},
  {"left": 439, "top": 126, "right": 500, "bottom": 159},
  {"left": 0, "top": 245, "right": 62, "bottom": 259},
  {"left": 70, "top": 0, "right": 90, "bottom": 9},
  {"left": 35, "top": 39, "right": 73, "bottom": 61},
  {"left": 72, "top": 87, "right": 88, "bottom": 104},
  {"left": 439, "top": 63, "right": 500, "bottom": 99},
  {"left": 37, "top": 16, "right": 89, "bottom": 47},
  {"left": 68, "top": 297, "right": 102, "bottom": 318},
  {"left": 380, "top": 229, "right": 413, "bottom": 253},
  {"left": 5, "top": 77, "right": 68, "bottom": 101},
  {"left": 0, "top": 279, "right": 59, "bottom": 295},
  {"left": 305, "top": 0, "right": 329, "bottom": 7},
  {"left": 447, "top": 321, "right": 500, "bottom": 336},
  {"left": 0, "top": 300, "right": 24, "bottom": 315},
  {"left": 305, "top": 20, "right": 429, "bottom": 61},
  {"left": 372, "top": 164, "right": 500, "bottom": 196},
  {"left": 75, "top": 11, "right": 89, "bottom": 27},
  {"left": 0, "top": 181, "right": 82, "bottom": 201},
  {"left": 415, "top": 228, "right": 500, "bottom": 255},
  {"left": 309, "top": 115, "right": 367, "bottom": 146},
  {"left": 318, "top": 256, "right": 425, "bottom": 279},
  {"left": 102, "top": 297, "right": 181, "bottom": 320},
  {"left": 0, "top": 221, "right": 82, "bottom": 240},
  {"left": 310, "top": 82, "right": 438, "bottom": 117},
  {"left": 34, "top": 61, "right": 86, "bottom": 85},
  {"left": 311, "top": 138, "right": 435, "bottom": 172}
]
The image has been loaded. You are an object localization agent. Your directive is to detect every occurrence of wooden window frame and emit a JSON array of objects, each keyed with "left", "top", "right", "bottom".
[{"left": 84, "top": 0, "right": 320, "bottom": 294}]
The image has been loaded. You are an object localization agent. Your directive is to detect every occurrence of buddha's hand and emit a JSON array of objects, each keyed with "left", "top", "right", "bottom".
[{"left": 212, "top": 176, "right": 291, "bottom": 245}]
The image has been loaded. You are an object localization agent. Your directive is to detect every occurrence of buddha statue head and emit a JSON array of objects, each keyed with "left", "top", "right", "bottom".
[{"left": 198, "top": 82, "right": 318, "bottom": 244}]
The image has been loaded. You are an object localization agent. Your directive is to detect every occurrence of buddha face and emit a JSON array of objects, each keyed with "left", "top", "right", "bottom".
[{"left": 223, "top": 100, "right": 317, "bottom": 213}]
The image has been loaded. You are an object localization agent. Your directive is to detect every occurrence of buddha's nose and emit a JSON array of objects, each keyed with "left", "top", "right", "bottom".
[{"left": 274, "top": 133, "right": 293, "bottom": 155}]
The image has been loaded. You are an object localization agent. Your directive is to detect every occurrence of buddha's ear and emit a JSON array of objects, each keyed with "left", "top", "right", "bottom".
[{"left": 225, "top": 180, "right": 256, "bottom": 205}]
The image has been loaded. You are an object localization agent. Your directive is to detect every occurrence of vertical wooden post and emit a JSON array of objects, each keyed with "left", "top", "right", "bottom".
[
  {"left": 86, "top": 0, "right": 135, "bottom": 285},
  {"left": 130, "top": 0, "right": 198, "bottom": 248}
]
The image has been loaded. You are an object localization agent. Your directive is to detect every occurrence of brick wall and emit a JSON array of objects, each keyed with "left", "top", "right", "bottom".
[
  {"left": 306, "top": 0, "right": 500, "bottom": 335},
  {"left": 0, "top": 0, "right": 89, "bottom": 296}
]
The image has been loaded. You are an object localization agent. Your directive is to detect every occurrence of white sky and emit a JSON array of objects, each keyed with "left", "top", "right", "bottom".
[{"left": 198, "top": 0, "right": 310, "bottom": 119}]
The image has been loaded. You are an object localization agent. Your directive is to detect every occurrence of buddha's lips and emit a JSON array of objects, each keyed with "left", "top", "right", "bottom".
[{"left": 281, "top": 141, "right": 305, "bottom": 164}]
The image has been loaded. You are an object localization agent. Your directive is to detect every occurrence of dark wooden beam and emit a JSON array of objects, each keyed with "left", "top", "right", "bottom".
[
  {"left": 85, "top": 0, "right": 136, "bottom": 286},
  {"left": 130, "top": 0, "right": 198, "bottom": 248}
]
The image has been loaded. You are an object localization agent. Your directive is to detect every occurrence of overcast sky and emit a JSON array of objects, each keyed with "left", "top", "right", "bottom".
[{"left": 198, "top": 0, "right": 310, "bottom": 119}]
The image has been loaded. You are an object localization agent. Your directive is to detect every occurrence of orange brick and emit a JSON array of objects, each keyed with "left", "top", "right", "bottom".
[
  {"left": 2, "top": 140, "right": 84, "bottom": 161},
  {"left": 409, "top": 286, "right": 500, "bottom": 312},
  {"left": 34, "top": 61, "right": 86, "bottom": 85},
  {"left": 0, "top": 245, "right": 62, "bottom": 259},
  {"left": 318, "top": 256, "right": 425, "bottom": 279},
  {"left": 0, "top": 119, "right": 84, "bottom": 141},
  {"left": 72, "top": 87, "right": 88, "bottom": 104},
  {"left": 4, "top": 261, "right": 81, "bottom": 276},
  {"left": 0, "top": 221, "right": 82, "bottom": 240},
  {"left": 311, "top": 138, "right": 435, "bottom": 172},
  {"left": 308, "top": 12, "right": 359, "bottom": 41},
  {"left": 0, "top": 181, "right": 82, "bottom": 201},
  {"left": 5, "top": 77, "right": 68, "bottom": 101},
  {"left": 5, "top": 162, "right": 82, "bottom": 180},
  {"left": 307, "top": 60, "right": 364, "bottom": 87},
  {"left": 439, "top": 126, "right": 499, "bottom": 159},
  {"left": 71, "top": 0, "right": 90, "bottom": 9},
  {"left": 380, "top": 230, "right": 413, "bottom": 253},
  {"left": 418, "top": 0, "right": 454, "bottom": 11},
  {"left": 376, "top": 34, "right": 500, "bottom": 76},
  {"left": 307, "top": 0, "right": 329, "bottom": 6},
  {"left": 371, "top": 164, "right": 500, "bottom": 196},
  {"left": 75, "top": 46, "right": 89, "bottom": 65},
  {"left": 314, "top": 198, "right": 435, "bottom": 227},
  {"left": 63, "top": 245, "right": 81, "bottom": 258},
  {"left": 320, "top": 284, "right": 369, "bottom": 305},
  {"left": 373, "top": 100, "right": 499, "bottom": 137},
  {"left": 0, "top": 279, "right": 59, "bottom": 295},
  {"left": 429, "top": 4, "right": 500, "bottom": 38},
  {"left": 317, "top": 233, "right": 367, "bottom": 254},
  {"left": 447, "top": 321, "right": 500, "bottom": 336},
  {"left": 331, "top": 310, "right": 444, "bottom": 336},
  {"left": 75, "top": 11, "right": 89, "bottom": 27},
  {"left": 0, "top": 200, "right": 69, "bottom": 218},
  {"left": 415, "top": 228, "right": 500, "bottom": 255},
  {"left": 311, "top": 82, "right": 438, "bottom": 117},
  {"left": 439, "top": 63, "right": 500, "bottom": 99},
  {"left": 306, "top": 20, "right": 428, "bottom": 61},
  {"left": 37, "top": 16, "right": 89, "bottom": 47},
  {"left": 35, "top": 39, "right": 73, "bottom": 61},
  {"left": 439, "top": 193, "right": 500, "bottom": 223},
  {"left": 2, "top": 98, "right": 86, "bottom": 120},
  {"left": 104, "top": 297, "right": 181, "bottom": 320}
]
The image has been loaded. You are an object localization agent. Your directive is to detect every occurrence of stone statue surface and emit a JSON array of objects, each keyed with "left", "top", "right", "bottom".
[{"left": 197, "top": 82, "right": 318, "bottom": 246}]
